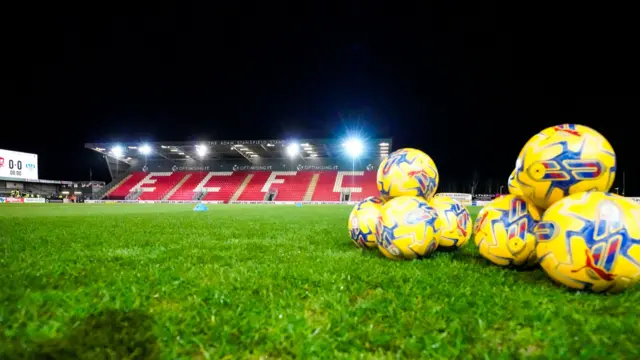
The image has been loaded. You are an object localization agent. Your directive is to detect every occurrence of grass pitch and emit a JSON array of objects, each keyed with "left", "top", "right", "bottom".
[{"left": 1, "top": 204, "right": 639, "bottom": 359}]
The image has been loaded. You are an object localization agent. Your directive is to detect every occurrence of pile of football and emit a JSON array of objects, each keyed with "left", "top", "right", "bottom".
[
  {"left": 476, "top": 124, "right": 640, "bottom": 293},
  {"left": 348, "top": 148, "right": 472, "bottom": 260}
]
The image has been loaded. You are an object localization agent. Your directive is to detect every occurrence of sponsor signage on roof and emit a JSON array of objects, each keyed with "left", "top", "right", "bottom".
[
  {"left": 207, "top": 140, "right": 285, "bottom": 146},
  {"left": 171, "top": 165, "right": 211, "bottom": 171},
  {"left": 296, "top": 164, "right": 338, "bottom": 171},
  {"left": 232, "top": 165, "right": 273, "bottom": 171}
]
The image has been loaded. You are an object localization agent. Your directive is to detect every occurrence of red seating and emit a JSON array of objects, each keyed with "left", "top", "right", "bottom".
[
  {"left": 106, "top": 172, "right": 148, "bottom": 199},
  {"left": 311, "top": 171, "right": 378, "bottom": 201},
  {"left": 137, "top": 172, "right": 187, "bottom": 200},
  {"left": 201, "top": 172, "right": 249, "bottom": 202},
  {"left": 311, "top": 172, "right": 340, "bottom": 201},
  {"left": 168, "top": 172, "right": 210, "bottom": 200},
  {"left": 345, "top": 171, "right": 379, "bottom": 201},
  {"left": 106, "top": 170, "right": 379, "bottom": 201},
  {"left": 236, "top": 172, "right": 272, "bottom": 201},
  {"left": 264, "top": 171, "right": 314, "bottom": 201}
]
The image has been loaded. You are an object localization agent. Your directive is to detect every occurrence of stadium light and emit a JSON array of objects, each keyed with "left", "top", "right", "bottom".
[
  {"left": 111, "top": 145, "right": 124, "bottom": 157},
  {"left": 196, "top": 145, "right": 208, "bottom": 157},
  {"left": 139, "top": 144, "right": 152, "bottom": 155},
  {"left": 286, "top": 143, "right": 299, "bottom": 157},
  {"left": 343, "top": 138, "right": 364, "bottom": 158}
]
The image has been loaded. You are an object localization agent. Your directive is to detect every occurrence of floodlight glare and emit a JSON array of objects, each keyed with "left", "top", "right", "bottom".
[
  {"left": 111, "top": 145, "right": 124, "bottom": 157},
  {"left": 196, "top": 145, "right": 208, "bottom": 157},
  {"left": 139, "top": 144, "right": 152, "bottom": 155},
  {"left": 286, "top": 143, "right": 299, "bottom": 157},
  {"left": 344, "top": 138, "right": 364, "bottom": 158}
]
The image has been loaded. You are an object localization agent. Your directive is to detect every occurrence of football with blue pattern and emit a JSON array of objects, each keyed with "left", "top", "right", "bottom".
[{"left": 515, "top": 124, "right": 616, "bottom": 210}]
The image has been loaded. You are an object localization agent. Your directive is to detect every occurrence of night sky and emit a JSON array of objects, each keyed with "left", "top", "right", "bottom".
[{"left": 3, "top": 4, "right": 638, "bottom": 194}]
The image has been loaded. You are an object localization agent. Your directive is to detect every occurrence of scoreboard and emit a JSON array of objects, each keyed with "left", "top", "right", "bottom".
[{"left": 0, "top": 149, "right": 39, "bottom": 181}]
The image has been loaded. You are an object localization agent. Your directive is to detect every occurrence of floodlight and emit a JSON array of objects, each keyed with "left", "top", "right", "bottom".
[
  {"left": 286, "top": 143, "right": 299, "bottom": 157},
  {"left": 344, "top": 138, "right": 364, "bottom": 158},
  {"left": 139, "top": 144, "right": 152, "bottom": 155},
  {"left": 111, "top": 145, "right": 124, "bottom": 157},
  {"left": 196, "top": 145, "right": 208, "bottom": 157}
]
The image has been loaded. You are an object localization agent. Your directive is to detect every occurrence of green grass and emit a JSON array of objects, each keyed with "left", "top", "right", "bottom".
[{"left": 1, "top": 203, "right": 639, "bottom": 359}]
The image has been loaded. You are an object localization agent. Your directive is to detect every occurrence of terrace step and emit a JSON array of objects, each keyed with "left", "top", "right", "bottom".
[
  {"left": 303, "top": 173, "right": 320, "bottom": 201},
  {"left": 230, "top": 173, "right": 254, "bottom": 202},
  {"left": 163, "top": 173, "right": 192, "bottom": 201}
]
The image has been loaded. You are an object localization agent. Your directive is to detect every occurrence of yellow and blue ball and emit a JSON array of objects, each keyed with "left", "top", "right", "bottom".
[
  {"left": 430, "top": 196, "right": 472, "bottom": 249},
  {"left": 376, "top": 196, "right": 441, "bottom": 260},
  {"left": 473, "top": 194, "right": 541, "bottom": 267},
  {"left": 535, "top": 191, "right": 640, "bottom": 293},
  {"left": 515, "top": 124, "right": 616, "bottom": 210},
  {"left": 377, "top": 148, "right": 439, "bottom": 202},
  {"left": 508, "top": 169, "right": 523, "bottom": 196},
  {"left": 348, "top": 196, "right": 385, "bottom": 248}
]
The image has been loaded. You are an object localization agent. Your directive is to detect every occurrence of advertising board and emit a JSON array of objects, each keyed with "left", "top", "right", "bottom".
[{"left": 0, "top": 197, "right": 24, "bottom": 203}]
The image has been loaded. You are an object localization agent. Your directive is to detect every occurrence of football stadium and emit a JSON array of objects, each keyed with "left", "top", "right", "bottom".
[{"left": 1, "top": 131, "right": 640, "bottom": 359}]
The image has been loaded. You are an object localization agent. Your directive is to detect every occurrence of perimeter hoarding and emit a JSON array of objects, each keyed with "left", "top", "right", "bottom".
[{"left": 0, "top": 149, "right": 38, "bottom": 181}]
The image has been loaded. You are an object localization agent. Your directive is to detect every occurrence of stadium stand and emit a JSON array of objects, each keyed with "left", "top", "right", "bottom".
[
  {"left": 311, "top": 171, "right": 378, "bottom": 202},
  {"left": 87, "top": 138, "right": 391, "bottom": 202},
  {"left": 267, "top": 171, "right": 315, "bottom": 201},
  {"left": 106, "top": 170, "right": 380, "bottom": 202},
  {"left": 136, "top": 172, "right": 186, "bottom": 200},
  {"left": 236, "top": 171, "right": 273, "bottom": 201},
  {"left": 167, "top": 172, "right": 209, "bottom": 200},
  {"left": 106, "top": 172, "right": 148, "bottom": 199},
  {"left": 200, "top": 172, "right": 248, "bottom": 202}
]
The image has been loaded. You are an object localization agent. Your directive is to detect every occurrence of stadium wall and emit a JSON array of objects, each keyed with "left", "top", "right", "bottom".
[
  {"left": 81, "top": 192, "right": 487, "bottom": 206},
  {"left": 0, "top": 180, "right": 59, "bottom": 196}
]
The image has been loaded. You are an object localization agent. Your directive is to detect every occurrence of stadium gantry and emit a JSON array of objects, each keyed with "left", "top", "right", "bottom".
[{"left": 85, "top": 138, "right": 392, "bottom": 203}]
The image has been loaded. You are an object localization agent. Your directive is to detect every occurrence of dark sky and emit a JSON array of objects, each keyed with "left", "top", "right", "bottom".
[{"left": 3, "top": 3, "right": 639, "bottom": 194}]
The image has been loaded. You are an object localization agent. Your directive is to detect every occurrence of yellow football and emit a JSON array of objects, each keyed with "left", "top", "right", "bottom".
[
  {"left": 348, "top": 196, "right": 385, "bottom": 248},
  {"left": 508, "top": 169, "right": 523, "bottom": 196},
  {"left": 377, "top": 148, "right": 439, "bottom": 202},
  {"left": 515, "top": 124, "right": 616, "bottom": 210},
  {"left": 430, "top": 196, "right": 472, "bottom": 249},
  {"left": 535, "top": 191, "right": 640, "bottom": 293},
  {"left": 473, "top": 194, "right": 541, "bottom": 267},
  {"left": 376, "top": 196, "right": 441, "bottom": 260}
]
